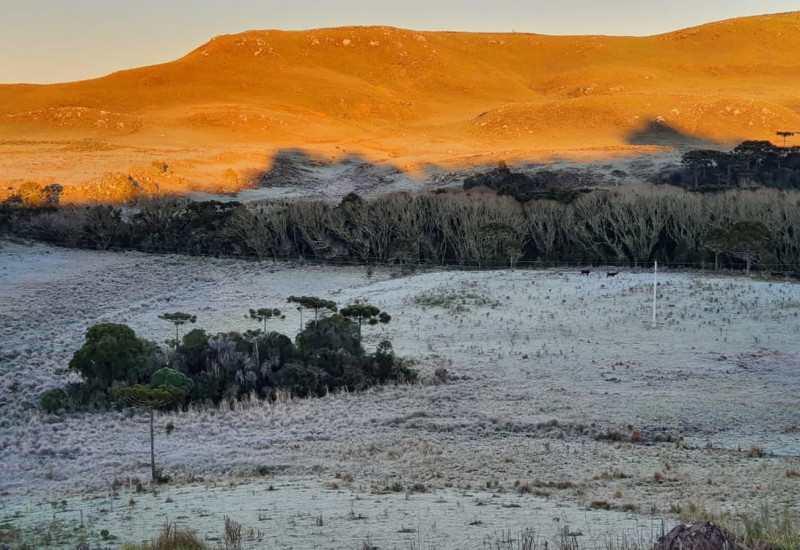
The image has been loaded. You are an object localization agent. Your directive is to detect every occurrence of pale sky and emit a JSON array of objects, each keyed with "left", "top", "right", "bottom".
[{"left": 0, "top": 0, "right": 797, "bottom": 84}]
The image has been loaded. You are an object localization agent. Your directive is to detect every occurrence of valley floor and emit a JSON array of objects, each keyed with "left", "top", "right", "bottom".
[{"left": 1, "top": 242, "right": 799, "bottom": 548}]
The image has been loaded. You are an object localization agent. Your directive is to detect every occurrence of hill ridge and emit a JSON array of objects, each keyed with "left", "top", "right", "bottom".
[{"left": 2, "top": 12, "right": 800, "bottom": 195}]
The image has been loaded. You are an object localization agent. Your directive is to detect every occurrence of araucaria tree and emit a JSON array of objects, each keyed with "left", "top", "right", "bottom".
[
  {"left": 249, "top": 308, "right": 284, "bottom": 333},
  {"left": 287, "top": 296, "right": 337, "bottom": 329},
  {"left": 115, "top": 374, "right": 190, "bottom": 481},
  {"left": 158, "top": 312, "right": 197, "bottom": 348},
  {"left": 340, "top": 303, "right": 391, "bottom": 338}
]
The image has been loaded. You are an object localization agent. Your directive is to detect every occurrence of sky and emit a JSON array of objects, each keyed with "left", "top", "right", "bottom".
[{"left": 0, "top": 0, "right": 798, "bottom": 84}]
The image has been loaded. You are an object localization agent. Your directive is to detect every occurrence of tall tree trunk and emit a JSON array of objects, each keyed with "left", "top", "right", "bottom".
[{"left": 150, "top": 408, "right": 156, "bottom": 480}]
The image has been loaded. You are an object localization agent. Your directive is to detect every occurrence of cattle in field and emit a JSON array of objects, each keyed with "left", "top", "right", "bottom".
[
  {"left": 606, "top": 271, "right": 619, "bottom": 277},
  {"left": 580, "top": 269, "right": 591, "bottom": 275}
]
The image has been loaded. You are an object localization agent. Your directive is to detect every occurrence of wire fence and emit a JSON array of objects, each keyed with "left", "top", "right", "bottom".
[{"left": 6, "top": 232, "right": 800, "bottom": 278}]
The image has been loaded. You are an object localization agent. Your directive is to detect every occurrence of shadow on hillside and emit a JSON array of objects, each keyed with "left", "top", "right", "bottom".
[
  {"left": 192, "top": 143, "right": 686, "bottom": 203},
  {"left": 250, "top": 148, "right": 466, "bottom": 198},
  {"left": 626, "top": 120, "right": 723, "bottom": 149}
]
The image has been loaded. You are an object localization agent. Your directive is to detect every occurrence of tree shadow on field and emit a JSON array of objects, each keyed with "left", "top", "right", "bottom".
[
  {"left": 626, "top": 120, "right": 724, "bottom": 150},
  {"left": 248, "top": 148, "right": 483, "bottom": 200},
  {"left": 254, "top": 148, "right": 412, "bottom": 196}
]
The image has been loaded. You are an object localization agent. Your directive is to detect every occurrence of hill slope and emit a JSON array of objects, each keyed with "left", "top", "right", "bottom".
[{"left": 2, "top": 12, "right": 800, "bottom": 197}]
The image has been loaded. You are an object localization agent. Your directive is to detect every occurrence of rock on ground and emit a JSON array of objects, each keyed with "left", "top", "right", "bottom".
[{"left": 652, "top": 522, "right": 754, "bottom": 550}]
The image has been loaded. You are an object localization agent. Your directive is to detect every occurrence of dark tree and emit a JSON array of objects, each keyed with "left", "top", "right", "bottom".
[
  {"left": 115, "top": 384, "right": 187, "bottom": 481},
  {"left": 287, "top": 296, "right": 337, "bottom": 326},
  {"left": 158, "top": 312, "right": 197, "bottom": 348},
  {"left": 295, "top": 314, "right": 362, "bottom": 360},
  {"left": 69, "top": 323, "right": 153, "bottom": 388},
  {"left": 175, "top": 328, "right": 210, "bottom": 376},
  {"left": 249, "top": 308, "right": 284, "bottom": 333},
  {"left": 339, "top": 303, "right": 391, "bottom": 338},
  {"left": 681, "top": 150, "right": 717, "bottom": 189}
]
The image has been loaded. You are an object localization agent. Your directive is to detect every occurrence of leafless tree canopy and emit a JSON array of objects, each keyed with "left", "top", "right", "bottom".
[{"left": 6, "top": 186, "right": 800, "bottom": 273}]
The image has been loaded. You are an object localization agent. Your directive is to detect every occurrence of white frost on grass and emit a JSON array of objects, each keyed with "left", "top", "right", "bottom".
[
  {"left": 2, "top": 241, "right": 800, "bottom": 545},
  {"left": 8, "top": 478, "right": 669, "bottom": 550}
]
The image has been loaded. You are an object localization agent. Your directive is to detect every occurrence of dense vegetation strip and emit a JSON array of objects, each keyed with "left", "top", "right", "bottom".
[
  {"left": 3, "top": 186, "right": 800, "bottom": 275},
  {"left": 3, "top": 141, "right": 800, "bottom": 274}
]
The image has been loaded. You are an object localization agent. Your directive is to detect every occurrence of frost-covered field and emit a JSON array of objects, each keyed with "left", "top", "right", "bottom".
[{"left": 1, "top": 242, "right": 799, "bottom": 548}]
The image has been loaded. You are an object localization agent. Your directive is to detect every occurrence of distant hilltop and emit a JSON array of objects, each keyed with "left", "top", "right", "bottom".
[{"left": 2, "top": 11, "right": 800, "bottom": 193}]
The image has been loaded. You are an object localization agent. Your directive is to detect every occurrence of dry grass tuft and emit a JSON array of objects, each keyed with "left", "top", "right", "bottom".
[
  {"left": 745, "top": 445, "right": 767, "bottom": 458},
  {"left": 122, "top": 522, "right": 206, "bottom": 550}
]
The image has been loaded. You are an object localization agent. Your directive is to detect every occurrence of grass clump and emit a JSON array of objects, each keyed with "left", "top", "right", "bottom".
[
  {"left": 384, "top": 480, "right": 404, "bottom": 493},
  {"left": 745, "top": 445, "right": 768, "bottom": 458},
  {"left": 414, "top": 285, "right": 500, "bottom": 313},
  {"left": 122, "top": 522, "right": 206, "bottom": 550},
  {"left": 0, "top": 522, "right": 20, "bottom": 545}
]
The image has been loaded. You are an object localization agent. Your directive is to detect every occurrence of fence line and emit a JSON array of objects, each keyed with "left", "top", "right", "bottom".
[{"left": 6, "top": 233, "right": 800, "bottom": 276}]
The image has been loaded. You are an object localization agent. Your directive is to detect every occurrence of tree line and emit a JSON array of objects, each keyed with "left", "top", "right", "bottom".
[
  {"left": 670, "top": 140, "right": 800, "bottom": 191},
  {"left": 3, "top": 184, "right": 800, "bottom": 274}
]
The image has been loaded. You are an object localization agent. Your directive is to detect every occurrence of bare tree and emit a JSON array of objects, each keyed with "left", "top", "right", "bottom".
[
  {"left": 367, "top": 193, "right": 411, "bottom": 262},
  {"left": 726, "top": 220, "right": 771, "bottom": 275},
  {"left": 28, "top": 206, "right": 86, "bottom": 247},
  {"left": 83, "top": 205, "right": 125, "bottom": 250},
  {"left": 287, "top": 201, "right": 342, "bottom": 258},
  {"left": 207, "top": 336, "right": 246, "bottom": 377},
  {"left": 226, "top": 203, "right": 288, "bottom": 260},
  {"left": 437, "top": 193, "right": 525, "bottom": 267},
  {"left": 605, "top": 191, "right": 669, "bottom": 266},
  {"left": 570, "top": 192, "right": 614, "bottom": 261},
  {"left": 132, "top": 195, "right": 188, "bottom": 250},
  {"left": 328, "top": 194, "right": 372, "bottom": 262},
  {"left": 663, "top": 191, "right": 708, "bottom": 262},
  {"left": 524, "top": 200, "right": 565, "bottom": 261}
]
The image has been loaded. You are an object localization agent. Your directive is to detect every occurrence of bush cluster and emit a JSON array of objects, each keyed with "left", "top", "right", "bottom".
[
  {"left": 40, "top": 306, "right": 414, "bottom": 414},
  {"left": 464, "top": 160, "right": 591, "bottom": 203}
]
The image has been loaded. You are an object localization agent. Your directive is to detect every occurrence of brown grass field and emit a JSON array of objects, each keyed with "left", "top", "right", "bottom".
[{"left": 2, "top": 11, "right": 800, "bottom": 199}]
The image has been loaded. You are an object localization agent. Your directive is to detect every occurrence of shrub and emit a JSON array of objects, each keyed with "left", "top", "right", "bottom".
[
  {"left": 255, "top": 331, "right": 294, "bottom": 370},
  {"left": 150, "top": 368, "right": 194, "bottom": 394},
  {"left": 296, "top": 315, "right": 361, "bottom": 360},
  {"left": 69, "top": 323, "right": 156, "bottom": 388},
  {"left": 188, "top": 371, "right": 223, "bottom": 403},
  {"left": 39, "top": 387, "right": 71, "bottom": 414},
  {"left": 125, "top": 522, "right": 206, "bottom": 550},
  {"left": 273, "top": 362, "right": 329, "bottom": 398},
  {"left": 175, "top": 328, "right": 210, "bottom": 376}
]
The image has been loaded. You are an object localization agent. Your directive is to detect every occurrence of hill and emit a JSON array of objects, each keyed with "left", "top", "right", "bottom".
[{"left": 2, "top": 12, "right": 800, "bottom": 199}]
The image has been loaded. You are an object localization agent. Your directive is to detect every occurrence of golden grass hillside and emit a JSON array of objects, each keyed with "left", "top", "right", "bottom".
[{"left": 2, "top": 12, "right": 800, "bottom": 197}]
